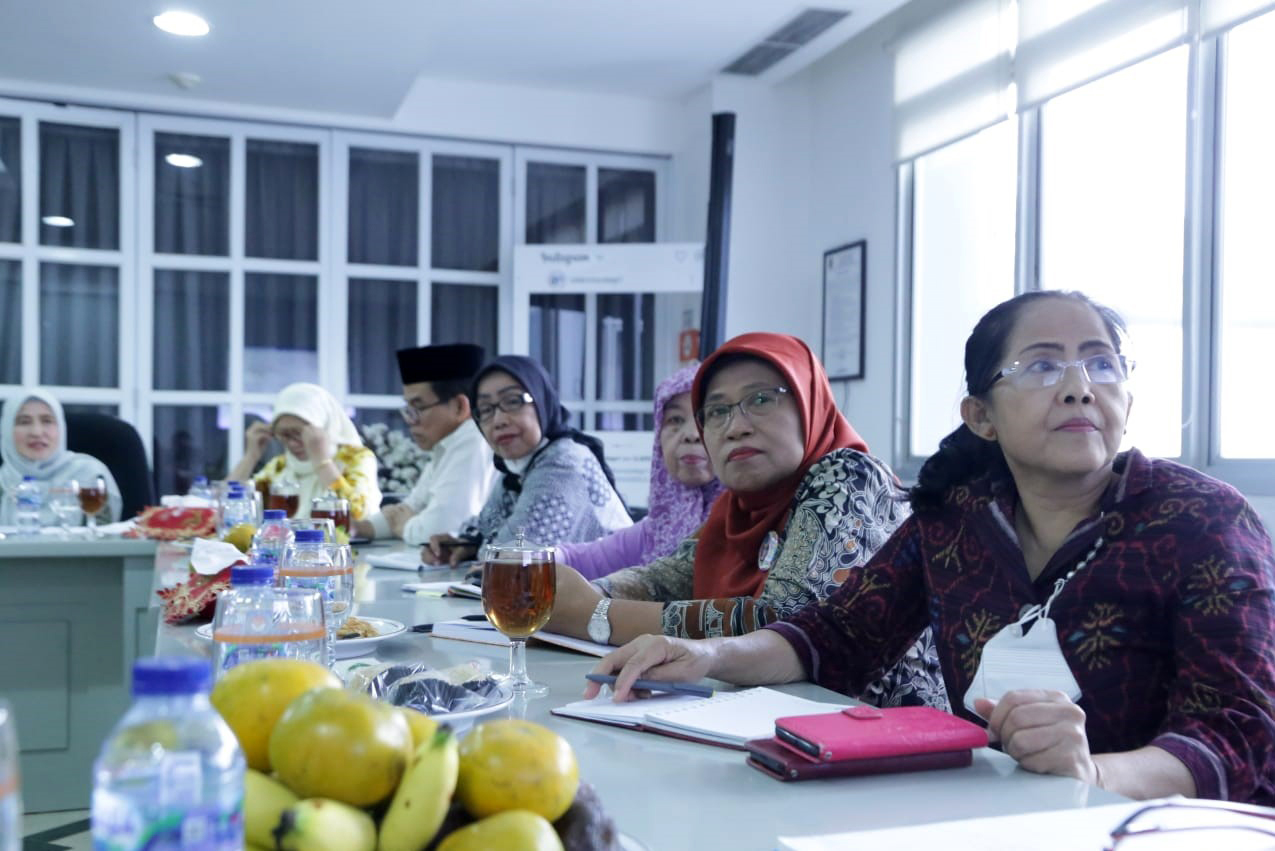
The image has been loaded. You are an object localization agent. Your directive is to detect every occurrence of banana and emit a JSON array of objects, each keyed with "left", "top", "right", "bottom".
[
  {"left": 378, "top": 726, "right": 460, "bottom": 851},
  {"left": 274, "top": 798, "right": 377, "bottom": 851},
  {"left": 245, "top": 768, "right": 299, "bottom": 848}
]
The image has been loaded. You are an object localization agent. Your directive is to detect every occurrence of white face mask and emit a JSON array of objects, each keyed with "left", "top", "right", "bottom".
[
  {"left": 962, "top": 611, "right": 1081, "bottom": 714},
  {"left": 962, "top": 534, "right": 1105, "bottom": 715}
]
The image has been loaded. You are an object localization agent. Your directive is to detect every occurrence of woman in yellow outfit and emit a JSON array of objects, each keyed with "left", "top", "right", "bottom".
[{"left": 228, "top": 382, "right": 381, "bottom": 520}]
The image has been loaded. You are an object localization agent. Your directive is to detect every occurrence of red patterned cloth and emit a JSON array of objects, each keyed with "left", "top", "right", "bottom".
[
  {"left": 155, "top": 566, "right": 235, "bottom": 624},
  {"left": 132, "top": 506, "right": 218, "bottom": 541}
]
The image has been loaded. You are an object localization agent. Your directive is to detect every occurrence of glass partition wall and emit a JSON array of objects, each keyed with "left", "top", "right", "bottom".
[{"left": 0, "top": 97, "right": 666, "bottom": 497}]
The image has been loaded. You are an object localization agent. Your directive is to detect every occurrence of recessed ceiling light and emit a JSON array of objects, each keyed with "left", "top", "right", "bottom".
[
  {"left": 153, "top": 10, "right": 210, "bottom": 37},
  {"left": 165, "top": 153, "right": 203, "bottom": 169},
  {"left": 42, "top": 215, "right": 74, "bottom": 228}
]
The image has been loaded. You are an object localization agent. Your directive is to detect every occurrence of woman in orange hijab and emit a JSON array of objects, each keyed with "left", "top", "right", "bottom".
[{"left": 549, "top": 332, "right": 945, "bottom": 708}]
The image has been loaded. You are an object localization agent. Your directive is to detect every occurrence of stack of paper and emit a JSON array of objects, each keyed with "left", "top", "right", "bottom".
[
  {"left": 552, "top": 687, "right": 848, "bottom": 749},
  {"left": 429, "top": 617, "right": 612, "bottom": 657}
]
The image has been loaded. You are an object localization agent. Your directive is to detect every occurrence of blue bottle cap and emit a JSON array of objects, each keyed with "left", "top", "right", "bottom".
[
  {"left": 252, "top": 551, "right": 279, "bottom": 568},
  {"left": 262, "top": 509, "right": 287, "bottom": 521},
  {"left": 132, "top": 657, "right": 212, "bottom": 696},
  {"left": 22, "top": 475, "right": 34, "bottom": 482},
  {"left": 193, "top": 476, "right": 208, "bottom": 485},
  {"left": 231, "top": 565, "right": 275, "bottom": 586},
  {"left": 294, "top": 529, "right": 324, "bottom": 543}
]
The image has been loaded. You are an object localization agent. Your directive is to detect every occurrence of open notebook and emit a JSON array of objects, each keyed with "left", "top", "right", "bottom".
[
  {"left": 552, "top": 687, "right": 849, "bottom": 749},
  {"left": 429, "top": 617, "right": 612, "bottom": 657}
]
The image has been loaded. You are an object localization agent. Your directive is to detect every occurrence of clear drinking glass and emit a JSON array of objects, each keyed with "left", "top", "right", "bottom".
[
  {"left": 481, "top": 529, "right": 556, "bottom": 698},
  {"left": 279, "top": 531, "right": 350, "bottom": 669},
  {"left": 77, "top": 474, "right": 108, "bottom": 537},
  {"left": 212, "top": 580, "right": 326, "bottom": 675},
  {"left": 311, "top": 493, "right": 351, "bottom": 537},
  {"left": 48, "top": 481, "right": 81, "bottom": 538},
  {"left": 0, "top": 699, "right": 21, "bottom": 851}
]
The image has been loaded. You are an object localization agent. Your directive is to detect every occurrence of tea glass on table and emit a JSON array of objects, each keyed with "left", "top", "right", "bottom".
[
  {"left": 48, "top": 481, "right": 81, "bottom": 539},
  {"left": 310, "top": 493, "right": 351, "bottom": 537},
  {"left": 77, "top": 475, "right": 108, "bottom": 536},
  {"left": 481, "top": 529, "right": 557, "bottom": 698},
  {"left": 266, "top": 475, "right": 300, "bottom": 517}
]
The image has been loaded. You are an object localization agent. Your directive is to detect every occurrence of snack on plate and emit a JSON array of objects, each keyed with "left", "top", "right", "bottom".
[{"left": 338, "top": 616, "right": 379, "bottom": 639}]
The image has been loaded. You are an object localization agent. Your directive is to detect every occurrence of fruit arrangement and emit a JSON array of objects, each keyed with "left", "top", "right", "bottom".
[{"left": 210, "top": 658, "right": 622, "bottom": 851}]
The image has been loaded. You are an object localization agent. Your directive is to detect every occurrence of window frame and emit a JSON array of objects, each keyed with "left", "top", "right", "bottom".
[
  {"left": 895, "top": 29, "right": 1275, "bottom": 495},
  {"left": 511, "top": 145, "right": 672, "bottom": 427},
  {"left": 0, "top": 97, "right": 137, "bottom": 419}
]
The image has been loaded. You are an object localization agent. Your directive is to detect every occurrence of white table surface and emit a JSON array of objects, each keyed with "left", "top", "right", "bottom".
[{"left": 159, "top": 542, "right": 1129, "bottom": 851}]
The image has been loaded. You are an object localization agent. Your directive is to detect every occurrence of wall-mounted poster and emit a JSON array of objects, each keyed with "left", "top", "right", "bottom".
[{"left": 822, "top": 240, "right": 866, "bottom": 380}]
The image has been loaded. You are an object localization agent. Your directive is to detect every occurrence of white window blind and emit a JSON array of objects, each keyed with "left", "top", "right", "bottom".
[
  {"left": 1200, "top": 0, "right": 1275, "bottom": 35},
  {"left": 1015, "top": 0, "right": 1188, "bottom": 110},
  {"left": 893, "top": 0, "right": 1012, "bottom": 161}
]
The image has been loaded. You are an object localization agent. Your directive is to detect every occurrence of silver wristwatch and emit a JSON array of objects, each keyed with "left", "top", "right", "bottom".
[{"left": 587, "top": 597, "right": 613, "bottom": 645}]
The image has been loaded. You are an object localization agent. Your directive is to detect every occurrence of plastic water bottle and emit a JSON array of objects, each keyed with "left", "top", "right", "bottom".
[
  {"left": 187, "top": 476, "right": 215, "bottom": 503},
  {"left": 211, "top": 563, "right": 326, "bottom": 675},
  {"left": 250, "top": 509, "right": 294, "bottom": 565},
  {"left": 91, "top": 658, "right": 244, "bottom": 850},
  {"left": 280, "top": 529, "right": 346, "bottom": 669},
  {"left": 218, "top": 485, "right": 253, "bottom": 536},
  {"left": 14, "top": 476, "right": 42, "bottom": 535},
  {"left": 0, "top": 699, "right": 21, "bottom": 851}
]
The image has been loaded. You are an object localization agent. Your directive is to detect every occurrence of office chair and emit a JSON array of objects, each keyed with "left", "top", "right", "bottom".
[{"left": 65, "top": 412, "right": 156, "bottom": 520}]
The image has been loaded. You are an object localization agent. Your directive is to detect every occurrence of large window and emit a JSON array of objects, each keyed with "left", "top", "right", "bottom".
[
  {"left": 1216, "top": 10, "right": 1275, "bottom": 461},
  {"left": 515, "top": 148, "right": 672, "bottom": 430},
  {"left": 908, "top": 120, "right": 1017, "bottom": 457},
  {"left": 897, "top": 5, "right": 1275, "bottom": 491}
]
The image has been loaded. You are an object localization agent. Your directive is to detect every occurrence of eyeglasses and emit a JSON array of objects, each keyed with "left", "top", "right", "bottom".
[
  {"left": 992, "top": 353, "right": 1134, "bottom": 391},
  {"left": 1106, "top": 800, "right": 1275, "bottom": 849},
  {"left": 399, "top": 398, "right": 447, "bottom": 425},
  {"left": 695, "top": 387, "right": 791, "bottom": 433},
  {"left": 474, "top": 391, "right": 534, "bottom": 424}
]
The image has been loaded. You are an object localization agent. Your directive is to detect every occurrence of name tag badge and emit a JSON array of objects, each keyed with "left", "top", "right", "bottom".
[
  {"left": 757, "top": 531, "right": 780, "bottom": 571},
  {"left": 962, "top": 616, "right": 1082, "bottom": 714}
]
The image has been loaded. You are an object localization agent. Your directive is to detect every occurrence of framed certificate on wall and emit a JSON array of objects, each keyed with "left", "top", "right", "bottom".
[{"left": 822, "top": 240, "right": 866, "bottom": 380}]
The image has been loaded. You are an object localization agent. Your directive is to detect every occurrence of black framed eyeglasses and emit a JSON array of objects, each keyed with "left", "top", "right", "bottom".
[
  {"left": 1106, "top": 799, "right": 1275, "bottom": 849},
  {"left": 399, "top": 399, "right": 447, "bottom": 425},
  {"left": 474, "top": 392, "right": 534, "bottom": 424},
  {"left": 694, "top": 387, "right": 791, "bottom": 433}
]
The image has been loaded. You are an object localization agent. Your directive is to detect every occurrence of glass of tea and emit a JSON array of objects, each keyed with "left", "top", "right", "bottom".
[
  {"left": 310, "top": 493, "right": 351, "bottom": 537},
  {"left": 267, "top": 475, "right": 300, "bottom": 517},
  {"left": 481, "top": 528, "right": 556, "bottom": 698},
  {"left": 77, "top": 475, "right": 108, "bottom": 536}
]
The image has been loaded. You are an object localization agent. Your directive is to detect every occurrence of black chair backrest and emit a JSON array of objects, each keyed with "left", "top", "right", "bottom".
[{"left": 64, "top": 412, "right": 155, "bottom": 520}]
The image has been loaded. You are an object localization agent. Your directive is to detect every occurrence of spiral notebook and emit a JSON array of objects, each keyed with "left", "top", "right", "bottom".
[{"left": 552, "top": 687, "right": 849, "bottom": 749}]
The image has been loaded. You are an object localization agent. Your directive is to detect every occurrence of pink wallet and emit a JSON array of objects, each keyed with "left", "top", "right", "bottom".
[{"left": 774, "top": 705, "right": 989, "bottom": 764}]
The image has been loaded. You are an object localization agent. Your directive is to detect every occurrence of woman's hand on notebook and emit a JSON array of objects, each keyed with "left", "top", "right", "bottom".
[{"left": 586, "top": 635, "right": 716, "bottom": 702}]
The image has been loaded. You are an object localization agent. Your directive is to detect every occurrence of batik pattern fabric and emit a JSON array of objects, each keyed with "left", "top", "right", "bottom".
[
  {"left": 768, "top": 449, "right": 1275, "bottom": 804},
  {"left": 458, "top": 437, "right": 632, "bottom": 548},
  {"left": 597, "top": 448, "right": 946, "bottom": 709}
]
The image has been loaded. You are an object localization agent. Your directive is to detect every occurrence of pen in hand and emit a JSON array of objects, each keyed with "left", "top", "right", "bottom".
[{"left": 585, "top": 673, "right": 714, "bottom": 698}]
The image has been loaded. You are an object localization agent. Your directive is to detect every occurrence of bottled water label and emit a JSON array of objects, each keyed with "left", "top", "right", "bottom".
[{"left": 91, "top": 752, "right": 242, "bottom": 850}]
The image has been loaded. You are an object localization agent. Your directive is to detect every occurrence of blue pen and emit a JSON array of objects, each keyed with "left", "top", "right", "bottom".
[{"left": 585, "top": 673, "right": 714, "bottom": 698}]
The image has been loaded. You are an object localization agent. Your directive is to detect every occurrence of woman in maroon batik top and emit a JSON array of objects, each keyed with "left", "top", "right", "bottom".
[{"left": 587, "top": 290, "right": 1275, "bottom": 805}]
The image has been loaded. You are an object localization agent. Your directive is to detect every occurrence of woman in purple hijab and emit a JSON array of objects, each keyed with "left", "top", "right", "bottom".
[{"left": 556, "top": 364, "right": 723, "bottom": 580}]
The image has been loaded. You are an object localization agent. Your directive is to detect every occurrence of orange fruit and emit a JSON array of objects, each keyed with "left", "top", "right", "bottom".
[
  {"left": 456, "top": 720, "right": 578, "bottom": 821},
  {"left": 209, "top": 658, "right": 339, "bottom": 771}
]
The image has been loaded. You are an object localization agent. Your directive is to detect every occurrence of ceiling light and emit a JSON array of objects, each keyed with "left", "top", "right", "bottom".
[
  {"left": 42, "top": 215, "right": 74, "bottom": 228},
  {"left": 165, "top": 153, "right": 203, "bottom": 168},
  {"left": 153, "top": 10, "right": 210, "bottom": 37}
]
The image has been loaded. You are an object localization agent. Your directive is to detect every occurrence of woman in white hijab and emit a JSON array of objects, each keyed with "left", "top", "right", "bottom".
[
  {"left": 1, "top": 389, "right": 122, "bottom": 525},
  {"left": 228, "top": 383, "right": 382, "bottom": 521}
]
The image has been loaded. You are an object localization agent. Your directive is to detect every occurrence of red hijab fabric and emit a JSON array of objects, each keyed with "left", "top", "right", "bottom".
[{"left": 691, "top": 333, "right": 868, "bottom": 600}]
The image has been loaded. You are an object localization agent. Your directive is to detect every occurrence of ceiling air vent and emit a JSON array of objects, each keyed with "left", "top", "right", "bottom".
[{"left": 722, "top": 8, "right": 850, "bottom": 76}]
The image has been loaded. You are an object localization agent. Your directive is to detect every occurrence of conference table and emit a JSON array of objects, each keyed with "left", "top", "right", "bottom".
[{"left": 153, "top": 543, "right": 1128, "bottom": 850}]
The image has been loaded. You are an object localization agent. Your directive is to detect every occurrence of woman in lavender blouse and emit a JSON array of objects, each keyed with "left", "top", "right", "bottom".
[{"left": 555, "top": 364, "right": 724, "bottom": 580}]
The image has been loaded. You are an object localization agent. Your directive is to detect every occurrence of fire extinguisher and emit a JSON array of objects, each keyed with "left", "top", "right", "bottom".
[{"left": 678, "top": 328, "right": 700, "bottom": 364}]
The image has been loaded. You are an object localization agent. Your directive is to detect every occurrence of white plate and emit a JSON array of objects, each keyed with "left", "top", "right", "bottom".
[{"left": 194, "top": 616, "right": 408, "bottom": 659}]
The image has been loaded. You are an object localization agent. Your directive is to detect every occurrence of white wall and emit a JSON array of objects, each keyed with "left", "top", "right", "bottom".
[{"left": 0, "top": 74, "right": 687, "bottom": 155}]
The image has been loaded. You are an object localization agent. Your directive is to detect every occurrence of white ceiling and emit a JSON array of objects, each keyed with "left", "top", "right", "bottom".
[{"left": 0, "top": 1, "right": 907, "bottom": 117}]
